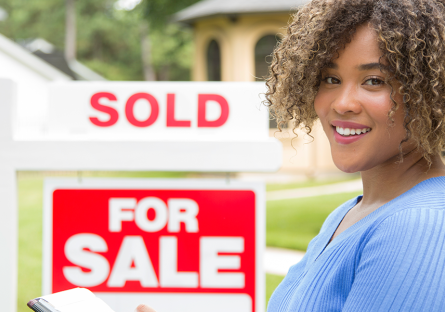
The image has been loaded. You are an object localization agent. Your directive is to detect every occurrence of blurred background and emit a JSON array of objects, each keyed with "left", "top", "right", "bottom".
[{"left": 0, "top": 0, "right": 361, "bottom": 311}]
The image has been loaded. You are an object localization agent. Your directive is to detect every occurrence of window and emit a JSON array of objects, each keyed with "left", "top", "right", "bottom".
[
  {"left": 255, "top": 34, "right": 279, "bottom": 82},
  {"left": 255, "top": 34, "right": 283, "bottom": 128},
  {"left": 207, "top": 39, "right": 221, "bottom": 81}
]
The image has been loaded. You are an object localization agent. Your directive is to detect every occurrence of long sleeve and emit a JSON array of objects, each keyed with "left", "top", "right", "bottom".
[{"left": 343, "top": 207, "right": 445, "bottom": 311}]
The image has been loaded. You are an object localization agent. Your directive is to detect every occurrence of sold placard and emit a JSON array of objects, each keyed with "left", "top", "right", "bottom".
[
  {"left": 43, "top": 179, "right": 265, "bottom": 312},
  {"left": 46, "top": 82, "right": 268, "bottom": 141}
]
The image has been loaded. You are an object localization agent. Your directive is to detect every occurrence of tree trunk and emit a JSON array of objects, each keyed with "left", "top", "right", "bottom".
[
  {"left": 65, "top": 0, "right": 76, "bottom": 62},
  {"left": 140, "top": 22, "right": 156, "bottom": 81}
]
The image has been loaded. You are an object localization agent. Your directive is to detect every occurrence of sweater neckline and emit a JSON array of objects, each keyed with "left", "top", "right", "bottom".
[{"left": 314, "top": 175, "right": 445, "bottom": 262}]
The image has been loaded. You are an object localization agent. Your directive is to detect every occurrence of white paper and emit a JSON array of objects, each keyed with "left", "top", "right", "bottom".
[{"left": 39, "top": 288, "right": 115, "bottom": 312}]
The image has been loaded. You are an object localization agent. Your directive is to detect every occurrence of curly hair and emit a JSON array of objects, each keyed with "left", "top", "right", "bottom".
[{"left": 265, "top": 0, "right": 445, "bottom": 164}]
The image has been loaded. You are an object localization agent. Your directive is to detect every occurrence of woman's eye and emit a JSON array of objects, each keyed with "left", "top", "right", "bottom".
[
  {"left": 324, "top": 77, "right": 340, "bottom": 84},
  {"left": 364, "top": 78, "right": 384, "bottom": 86}
]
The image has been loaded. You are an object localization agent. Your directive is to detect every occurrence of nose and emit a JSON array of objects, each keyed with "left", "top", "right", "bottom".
[{"left": 332, "top": 85, "right": 362, "bottom": 115}]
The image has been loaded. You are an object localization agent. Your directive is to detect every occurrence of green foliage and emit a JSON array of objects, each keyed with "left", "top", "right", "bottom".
[
  {"left": 144, "top": 0, "right": 201, "bottom": 29},
  {"left": 0, "top": 0, "right": 195, "bottom": 81},
  {"left": 0, "top": 0, "right": 65, "bottom": 47},
  {"left": 266, "top": 191, "right": 362, "bottom": 250},
  {"left": 150, "top": 23, "right": 193, "bottom": 81}
]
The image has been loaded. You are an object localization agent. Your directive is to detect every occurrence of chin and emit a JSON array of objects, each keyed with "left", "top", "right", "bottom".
[{"left": 333, "top": 159, "right": 363, "bottom": 174}]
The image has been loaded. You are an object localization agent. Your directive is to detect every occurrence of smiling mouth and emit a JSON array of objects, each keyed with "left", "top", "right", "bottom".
[{"left": 334, "top": 126, "right": 372, "bottom": 136}]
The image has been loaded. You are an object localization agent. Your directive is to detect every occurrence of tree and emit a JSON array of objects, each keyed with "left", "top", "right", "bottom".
[
  {"left": 0, "top": 0, "right": 198, "bottom": 81},
  {"left": 144, "top": 0, "right": 200, "bottom": 29},
  {"left": 65, "top": 0, "right": 76, "bottom": 62},
  {"left": 141, "top": 0, "right": 200, "bottom": 80}
]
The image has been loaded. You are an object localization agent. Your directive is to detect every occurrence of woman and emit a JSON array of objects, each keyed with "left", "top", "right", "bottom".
[
  {"left": 265, "top": 0, "right": 445, "bottom": 310},
  {"left": 137, "top": 0, "right": 445, "bottom": 311}
]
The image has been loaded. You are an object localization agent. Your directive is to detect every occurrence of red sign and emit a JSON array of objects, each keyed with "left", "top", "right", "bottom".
[{"left": 44, "top": 179, "right": 263, "bottom": 312}]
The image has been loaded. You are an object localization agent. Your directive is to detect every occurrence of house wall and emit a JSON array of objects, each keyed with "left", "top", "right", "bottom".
[
  {"left": 0, "top": 46, "right": 71, "bottom": 137},
  {"left": 192, "top": 14, "right": 341, "bottom": 175},
  {"left": 192, "top": 13, "right": 290, "bottom": 82},
  {"left": 0, "top": 50, "right": 50, "bottom": 134}
]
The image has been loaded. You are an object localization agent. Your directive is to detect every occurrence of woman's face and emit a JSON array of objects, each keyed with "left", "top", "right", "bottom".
[{"left": 314, "top": 24, "right": 406, "bottom": 173}]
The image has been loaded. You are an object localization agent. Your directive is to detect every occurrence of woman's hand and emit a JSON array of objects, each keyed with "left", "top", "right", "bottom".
[{"left": 135, "top": 304, "right": 157, "bottom": 312}]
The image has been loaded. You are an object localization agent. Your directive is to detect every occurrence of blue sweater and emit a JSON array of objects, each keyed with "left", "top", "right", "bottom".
[{"left": 268, "top": 177, "right": 445, "bottom": 312}]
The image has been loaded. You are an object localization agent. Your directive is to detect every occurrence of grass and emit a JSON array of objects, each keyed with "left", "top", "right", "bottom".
[
  {"left": 266, "top": 174, "right": 359, "bottom": 192},
  {"left": 266, "top": 191, "right": 362, "bottom": 251},
  {"left": 17, "top": 176, "right": 44, "bottom": 312},
  {"left": 16, "top": 172, "right": 359, "bottom": 312}
]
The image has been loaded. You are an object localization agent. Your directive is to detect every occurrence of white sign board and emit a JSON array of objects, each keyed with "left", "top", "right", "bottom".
[{"left": 41, "top": 82, "right": 268, "bottom": 141}]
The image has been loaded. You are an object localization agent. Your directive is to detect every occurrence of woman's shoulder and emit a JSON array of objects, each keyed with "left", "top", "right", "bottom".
[
  {"left": 363, "top": 178, "right": 445, "bottom": 246},
  {"left": 389, "top": 176, "right": 445, "bottom": 212}
]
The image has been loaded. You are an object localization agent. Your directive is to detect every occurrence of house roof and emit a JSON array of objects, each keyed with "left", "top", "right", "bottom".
[
  {"left": 0, "top": 33, "right": 72, "bottom": 81},
  {"left": 33, "top": 50, "right": 77, "bottom": 79},
  {"left": 173, "top": 0, "right": 309, "bottom": 24},
  {"left": 21, "top": 38, "right": 107, "bottom": 81},
  {"left": 68, "top": 59, "right": 107, "bottom": 81}
]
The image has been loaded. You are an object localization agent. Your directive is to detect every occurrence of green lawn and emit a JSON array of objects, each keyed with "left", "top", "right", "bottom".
[
  {"left": 17, "top": 176, "right": 44, "bottom": 312},
  {"left": 16, "top": 172, "right": 359, "bottom": 312},
  {"left": 266, "top": 191, "right": 361, "bottom": 251},
  {"left": 266, "top": 174, "right": 359, "bottom": 192}
]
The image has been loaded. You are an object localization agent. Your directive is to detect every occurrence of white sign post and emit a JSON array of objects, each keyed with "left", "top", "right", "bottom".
[{"left": 0, "top": 79, "right": 282, "bottom": 312}]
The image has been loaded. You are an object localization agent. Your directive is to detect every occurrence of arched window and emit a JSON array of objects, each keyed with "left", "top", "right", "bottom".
[
  {"left": 255, "top": 34, "right": 283, "bottom": 128},
  {"left": 207, "top": 39, "right": 221, "bottom": 81},
  {"left": 255, "top": 34, "right": 278, "bottom": 81}
]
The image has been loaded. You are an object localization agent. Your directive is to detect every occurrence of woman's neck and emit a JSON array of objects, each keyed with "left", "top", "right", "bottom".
[{"left": 359, "top": 152, "right": 445, "bottom": 209}]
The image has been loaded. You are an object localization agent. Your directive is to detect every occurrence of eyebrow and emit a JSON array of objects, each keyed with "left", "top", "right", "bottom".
[
  {"left": 357, "top": 62, "right": 390, "bottom": 71},
  {"left": 325, "top": 62, "right": 338, "bottom": 69},
  {"left": 324, "top": 62, "right": 390, "bottom": 72}
]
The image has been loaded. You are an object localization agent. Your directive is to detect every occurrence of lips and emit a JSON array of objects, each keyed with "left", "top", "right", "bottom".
[{"left": 331, "top": 120, "right": 370, "bottom": 129}]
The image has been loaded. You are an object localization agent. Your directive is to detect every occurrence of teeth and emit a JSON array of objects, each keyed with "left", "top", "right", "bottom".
[{"left": 335, "top": 126, "right": 371, "bottom": 136}]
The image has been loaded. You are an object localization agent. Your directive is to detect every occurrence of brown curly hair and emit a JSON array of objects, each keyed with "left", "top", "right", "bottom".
[{"left": 265, "top": 0, "right": 445, "bottom": 164}]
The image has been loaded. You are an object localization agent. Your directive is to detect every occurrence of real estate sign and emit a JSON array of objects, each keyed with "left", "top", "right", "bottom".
[
  {"left": 0, "top": 80, "right": 280, "bottom": 312},
  {"left": 43, "top": 178, "right": 265, "bottom": 312}
]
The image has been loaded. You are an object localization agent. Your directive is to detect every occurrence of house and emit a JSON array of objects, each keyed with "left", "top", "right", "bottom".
[
  {"left": 20, "top": 38, "right": 107, "bottom": 81},
  {"left": 0, "top": 33, "right": 105, "bottom": 137},
  {"left": 173, "top": 0, "right": 307, "bottom": 82}
]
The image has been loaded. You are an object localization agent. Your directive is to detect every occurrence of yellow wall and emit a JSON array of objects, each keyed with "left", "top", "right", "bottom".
[
  {"left": 191, "top": 14, "right": 341, "bottom": 176},
  {"left": 192, "top": 14, "right": 289, "bottom": 81}
]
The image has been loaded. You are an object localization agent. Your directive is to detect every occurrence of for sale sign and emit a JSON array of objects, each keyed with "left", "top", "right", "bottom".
[{"left": 43, "top": 179, "right": 265, "bottom": 312}]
